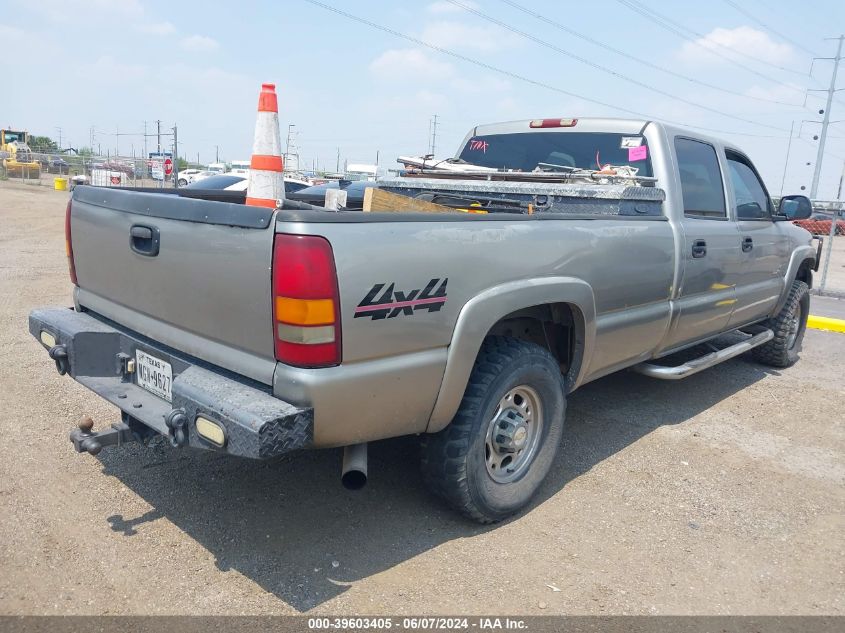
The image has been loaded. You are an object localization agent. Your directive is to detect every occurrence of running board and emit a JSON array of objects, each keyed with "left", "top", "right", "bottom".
[{"left": 632, "top": 329, "right": 774, "bottom": 380}]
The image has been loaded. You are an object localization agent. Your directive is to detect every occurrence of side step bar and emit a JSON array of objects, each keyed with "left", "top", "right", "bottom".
[{"left": 632, "top": 329, "right": 774, "bottom": 380}]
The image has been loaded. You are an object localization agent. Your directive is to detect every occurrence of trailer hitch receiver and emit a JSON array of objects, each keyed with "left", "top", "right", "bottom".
[{"left": 69, "top": 416, "right": 135, "bottom": 456}]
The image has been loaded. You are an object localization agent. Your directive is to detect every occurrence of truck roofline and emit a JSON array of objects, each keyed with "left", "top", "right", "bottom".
[{"left": 462, "top": 118, "right": 737, "bottom": 158}]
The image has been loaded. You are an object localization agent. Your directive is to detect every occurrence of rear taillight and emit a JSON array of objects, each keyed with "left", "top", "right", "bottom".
[
  {"left": 272, "top": 233, "right": 341, "bottom": 368},
  {"left": 65, "top": 199, "right": 78, "bottom": 285}
]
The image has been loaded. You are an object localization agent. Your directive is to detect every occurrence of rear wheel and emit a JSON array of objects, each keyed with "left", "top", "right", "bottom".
[
  {"left": 752, "top": 280, "right": 809, "bottom": 368},
  {"left": 178, "top": 178, "right": 187, "bottom": 186},
  {"left": 421, "top": 336, "right": 566, "bottom": 523}
]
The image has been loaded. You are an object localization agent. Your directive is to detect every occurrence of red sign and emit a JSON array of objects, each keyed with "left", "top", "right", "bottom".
[{"left": 163, "top": 157, "right": 173, "bottom": 176}]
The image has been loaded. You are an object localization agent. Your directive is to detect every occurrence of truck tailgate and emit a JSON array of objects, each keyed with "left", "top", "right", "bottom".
[{"left": 69, "top": 187, "right": 276, "bottom": 384}]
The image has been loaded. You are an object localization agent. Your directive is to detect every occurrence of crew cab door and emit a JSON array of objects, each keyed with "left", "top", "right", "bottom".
[
  {"left": 723, "top": 151, "right": 789, "bottom": 327},
  {"left": 662, "top": 137, "right": 742, "bottom": 351}
]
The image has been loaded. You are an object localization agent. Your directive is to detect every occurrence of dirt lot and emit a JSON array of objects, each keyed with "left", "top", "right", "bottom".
[{"left": 0, "top": 180, "right": 843, "bottom": 616}]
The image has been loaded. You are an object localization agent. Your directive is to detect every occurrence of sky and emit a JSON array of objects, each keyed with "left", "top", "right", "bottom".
[{"left": 2, "top": 0, "right": 845, "bottom": 198}]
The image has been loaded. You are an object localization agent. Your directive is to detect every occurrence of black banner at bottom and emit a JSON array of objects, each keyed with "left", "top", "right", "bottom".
[{"left": 0, "top": 616, "right": 842, "bottom": 633}]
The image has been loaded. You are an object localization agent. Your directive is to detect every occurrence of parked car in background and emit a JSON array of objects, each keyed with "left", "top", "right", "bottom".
[
  {"left": 184, "top": 174, "right": 247, "bottom": 191},
  {"left": 184, "top": 173, "right": 314, "bottom": 195},
  {"left": 793, "top": 211, "right": 845, "bottom": 236},
  {"left": 39, "top": 155, "right": 69, "bottom": 174},
  {"left": 176, "top": 169, "right": 202, "bottom": 186},
  {"left": 104, "top": 160, "right": 134, "bottom": 178}
]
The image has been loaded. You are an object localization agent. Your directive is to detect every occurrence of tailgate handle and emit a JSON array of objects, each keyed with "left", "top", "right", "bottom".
[{"left": 130, "top": 224, "right": 160, "bottom": 257}]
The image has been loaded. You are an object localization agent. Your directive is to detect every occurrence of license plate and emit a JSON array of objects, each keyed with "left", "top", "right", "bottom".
[{"left": 135, "top": 350, "right": 172, "bottom": 402}]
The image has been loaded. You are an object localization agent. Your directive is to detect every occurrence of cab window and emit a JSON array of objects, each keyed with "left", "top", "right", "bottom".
[
  {"left": 725, "top": 152, "right": 772, "bottom": 220},
  {"left": 675, "top": 138, "right": 726, "bottom": 219}
]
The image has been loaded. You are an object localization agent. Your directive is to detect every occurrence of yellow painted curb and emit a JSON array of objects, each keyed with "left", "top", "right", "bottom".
[{"left": 807, "top": 315, "right": 845, "bottom": 333}]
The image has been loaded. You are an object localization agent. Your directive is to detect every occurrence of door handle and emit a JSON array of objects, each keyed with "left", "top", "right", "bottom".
[
  {"left": 130, "top": 224, "right": 160, "bottom": 257},
  {"left": 691, "top": 239, "right": 707, "bottom": 258},
  {"left": 742, "top": 236, "right": 753, "bottom": 252}
]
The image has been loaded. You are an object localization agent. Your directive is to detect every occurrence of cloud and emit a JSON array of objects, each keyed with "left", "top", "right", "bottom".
[
  {"left": 0, "top": 24, "right": 27, "bottom": 42},
  {"left": 180, "top": 35, "right": 219, "bottom": 52},
  {"left": 427, "top": 0, "right": 479, "bottom": 13},
  {"left": 419, "top": 20, "right": 504, "bottom": 52},
  {"left": 137, "top": 21, "right": 176, "bottom": 36},
  {"left": 678, "top": 26, "right": 794, "bottom": 65},
  {"left": 33, "top": 0, "right": 144, "bottom": 21},
  {"left": 369, "top": 48, "right": 454, "bottom": 81}
]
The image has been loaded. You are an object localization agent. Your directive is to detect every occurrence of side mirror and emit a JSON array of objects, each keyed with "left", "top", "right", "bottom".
[{"left": 778, "top": 194, "right": 813, "bottom": 220}]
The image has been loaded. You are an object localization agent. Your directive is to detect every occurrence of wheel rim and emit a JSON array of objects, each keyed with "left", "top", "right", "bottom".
[
  {"left": 484, "top": 385, "right": 543, "bottom": 484},
  {"left": 785, "top": 300, "right": 804, "bottom": 350}
]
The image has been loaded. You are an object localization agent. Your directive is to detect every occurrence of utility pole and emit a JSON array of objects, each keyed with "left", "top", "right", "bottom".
[
  {"left": 780, "top": 121, "right": 795, "bottom": 196},
  {"left": 810, "top": 34, "right": 843, "bottom": 198},
  {"left": 285, "top": 124, "right": 297, "bottom": 173},
  {"left": 215, "top": 145, "right": 219, "bottom": 163},
  {"left": 156, "top": 120, "right": 162, "bottom": 155},
  {"left": 55, "top": 127, "right": 62, "bottom": 151},
  {"left": 143, "top": 121, "right": 148, "bottom": 161},
  {"left": 336, "top": 147, "right": 340, "bottom": 173},
  {"left": 116, "top": 124, "right": 119, "bottom": 156},
  {"left": 837, "top": 159, "right": 845, "bottom": 199},
  {"left": 285, "top": 124, "right": 294, "bottom": 159},
  {"left": 172, "top": 124, "right": 178, "bottom": 189},
  {"left": 430, "top": 114, "right": 439, "bottom": 156}
]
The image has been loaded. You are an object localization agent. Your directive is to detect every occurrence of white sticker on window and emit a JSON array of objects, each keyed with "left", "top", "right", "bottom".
[{"left": 620, "top": 136, "right": 644, "bottom": 148}]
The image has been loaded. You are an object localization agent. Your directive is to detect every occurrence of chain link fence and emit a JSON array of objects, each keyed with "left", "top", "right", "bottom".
[
  {"left": 801, "top": 202, "right": 845, "bottom": 298},
  {"left": 2, "top": 146, "right": 187, "bottom": 189}
]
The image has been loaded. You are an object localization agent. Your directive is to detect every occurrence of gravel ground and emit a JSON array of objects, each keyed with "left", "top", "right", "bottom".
[{"left": 0, "top": 180, "right": 843, "bottom": 616}]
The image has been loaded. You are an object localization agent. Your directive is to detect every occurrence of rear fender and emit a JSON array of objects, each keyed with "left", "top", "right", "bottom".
[{"left": 426, "top": 277, "right": 596, "bottom": 432}]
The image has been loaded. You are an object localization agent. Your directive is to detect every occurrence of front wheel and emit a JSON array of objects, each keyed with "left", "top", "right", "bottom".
[
  {"left": 421, "top": 336, "right": 566, "bottom": 523},
  {"left": 177, "top": 178, "right": 187, "bottom": 186},
  {"left": 752, "top": 279, "right": 809, "bottom": 368}
]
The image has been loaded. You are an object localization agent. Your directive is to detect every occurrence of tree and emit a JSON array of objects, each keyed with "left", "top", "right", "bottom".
[
  {"left": 29, "top": 136, "right": 58, "bottom": 152},
  {"left": 177, "top": 156, "right": 188, "bottom": 170}
]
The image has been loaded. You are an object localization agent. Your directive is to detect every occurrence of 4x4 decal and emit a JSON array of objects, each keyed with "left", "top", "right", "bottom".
[{"left": 354, "top": 278, "right": 448, "bottom": 320}]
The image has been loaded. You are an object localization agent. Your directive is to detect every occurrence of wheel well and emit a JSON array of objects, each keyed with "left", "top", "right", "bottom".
[
  {"left": 796, "top": 259, "right": 813, "bottom": 288},
  {"left": 486, "top": 303, "right": 585, "bottom": 388}
]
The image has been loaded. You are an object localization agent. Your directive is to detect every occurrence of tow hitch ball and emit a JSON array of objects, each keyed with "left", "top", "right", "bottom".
[{"left": 69, "top": 416, "right": 134, "bottom": 456}]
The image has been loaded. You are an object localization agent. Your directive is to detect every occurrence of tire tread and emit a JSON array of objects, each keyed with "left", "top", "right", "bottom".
[{"left": 421, "top": 336, "right": 562, "bottom": 523}]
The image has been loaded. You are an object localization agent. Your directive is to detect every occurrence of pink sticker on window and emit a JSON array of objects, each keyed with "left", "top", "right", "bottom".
[{"left": 628, "top": 145, "right": 648, "bottom": 162}]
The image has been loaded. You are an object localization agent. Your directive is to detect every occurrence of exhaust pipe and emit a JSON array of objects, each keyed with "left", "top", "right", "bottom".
[{"left": 341, "top": 443, "right": 368, "bottom": 490}]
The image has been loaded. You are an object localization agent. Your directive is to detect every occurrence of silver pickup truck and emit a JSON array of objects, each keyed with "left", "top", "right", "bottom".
[{"left": 29, "top": 118, "right": 819, "bottom": 523}]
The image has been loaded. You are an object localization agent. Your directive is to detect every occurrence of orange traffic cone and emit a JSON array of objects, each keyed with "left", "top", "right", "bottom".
[{"left": 246, "top": 83, "right": 285, "bottom": 208}]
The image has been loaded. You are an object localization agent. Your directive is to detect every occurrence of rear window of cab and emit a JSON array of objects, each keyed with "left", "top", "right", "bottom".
[{"left": 457, "top": 132, "right": 653, "bottom": 176}]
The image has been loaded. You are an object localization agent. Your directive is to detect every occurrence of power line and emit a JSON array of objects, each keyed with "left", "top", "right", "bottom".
[
  {"left": 302, "top": 0, "right": 789, "bottom": 138},
  {"left": 498, "top": 0, "right": 803, "bottom": 108},
  {"left": 615, "top": 0, "right": 811, "bottom": 84},
  {"left": 748, "top": 0, "right": 832, "bottom": 44},
  {"left": 446, "top": 0, "right": 788, "bottom": 131},
  {"left": 721, "top": 0, "right": 820, "bottom": 57}
]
